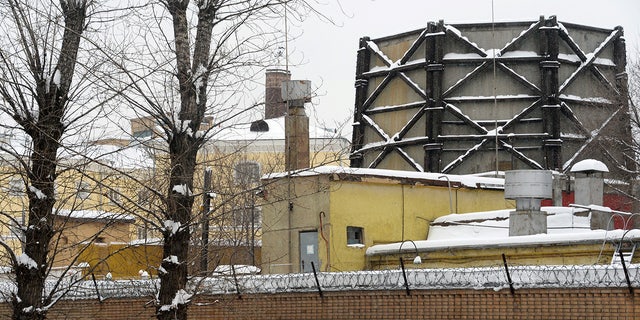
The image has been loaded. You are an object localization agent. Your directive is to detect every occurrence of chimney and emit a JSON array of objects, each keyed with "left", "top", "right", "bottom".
[
  {"left": 569, "top": 159, "right": 609, "bottom": 230},
  {"left": 265, "top": 69, "right": 291, "bottom": 119},
  {"left": 282, "top": 80, "right": 311, "bottom": 171},
  {"left": 505, "top": 170, "right": 552, "bottom": 236}
]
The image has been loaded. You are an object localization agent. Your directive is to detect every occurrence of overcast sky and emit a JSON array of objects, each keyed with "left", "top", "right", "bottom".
[{"left": 284, "top": 0, "right": 640, "bottom": 130}]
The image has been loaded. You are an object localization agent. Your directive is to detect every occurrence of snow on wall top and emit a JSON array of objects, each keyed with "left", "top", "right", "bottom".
[
  {"left": 366, "top": 205, "right": 638, "bottom": 256},
  {"left": 264, "top": 166, "right": 505, "bottom": 190},
  {"left": 570, "top": 159, "right": 609, "bottom": 173},
  {"left": 55, "top": 209, "right": 135, "bottom": 222}
]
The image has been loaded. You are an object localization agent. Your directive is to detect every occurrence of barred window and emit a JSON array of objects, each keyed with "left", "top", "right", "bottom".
[
  {"left": 7, "top": 178, "right": 25, "bottom": 196},
  {"left": 137, "top": 189, "right": 151, "bottom": 206},
  {"left": 234, "top": 161, "right": 260, "bottom": 185},
  {"left": 76, "top": 182, "right": 91, "bottom": 199},
  {"left": 347, "top": 226, "right": 364, "bottom": 245},
  {"left": 108, "top": 188, "right": 122, "bottom": 205}
]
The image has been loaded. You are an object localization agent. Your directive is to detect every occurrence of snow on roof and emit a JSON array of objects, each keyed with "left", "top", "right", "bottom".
[
  {"left": 366, "top": 206, "right": 638, "bottom": 256},
  {"left": 85, "top": 143, "right": 155, "bottom": 169},
  {"left": 570, "top": 159, "right": 609, "bottom": 173},
  {"left": 55, "top": 209, "right": 135, "bottom": 222},
  {"left": 264, "top": 166, "right": 505, "bottom": 189},
  {"left": 213, "top": 265, "right": 261, "bottom": 275}
]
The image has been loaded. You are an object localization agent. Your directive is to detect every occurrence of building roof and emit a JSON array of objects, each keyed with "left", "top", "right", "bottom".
[
  {"left": 264, "top": 166, "right": 505, "bottom": 190},
  {"left": 366, "top": 206, "right": 639, "bottom": 256},
  {"left": 55, "top": 209, "right": 135, "bottom": 223}
]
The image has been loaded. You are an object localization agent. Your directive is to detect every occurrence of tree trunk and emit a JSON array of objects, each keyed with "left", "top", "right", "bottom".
[
  {"left": 10, "top": 1, "right": 87, "bottom": 319},
  {"left": 156, "top": 2, "right": 215, "bottom": 319}
]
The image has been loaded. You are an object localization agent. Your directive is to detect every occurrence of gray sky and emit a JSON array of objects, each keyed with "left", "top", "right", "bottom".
[{"left": 285, "top": 0, "right": 640, "bottom": 129}]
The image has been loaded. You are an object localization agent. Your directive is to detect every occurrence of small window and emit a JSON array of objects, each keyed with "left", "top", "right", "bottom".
[
  {"left": 133, "top": 129, "right": 153, "bottom": 139},
  {"left": 347, "top": 226, "right": 364, "bottom": 245},
  {"left": 107, "top": 188, "right": 121, "bottom": 205},
  {"left": 137, "top": 225, "right": 148, "bottom": 240},
  {"left": 137, "top": 189, "right": 150, "bottom": 206},
  {"left": 7, "top": 178, "right": 25, "bottom": 196},
  {"left": 234, "top": 161, "right": 260, "bottom": 185},
  {"left": 10, "top": 220, "right": 23, "bottom": 239},
  {"left": 76, "top": 182, "right": 91, "bottom": 199},
  {"left": 232, "top": 207, "right": 261, "bottom": 227}
]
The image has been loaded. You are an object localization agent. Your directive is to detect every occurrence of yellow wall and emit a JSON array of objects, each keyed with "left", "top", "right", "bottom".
[
  {"left": 53, "top": 217, "right": 133, "bottom": 268},
  {"left": 366, "top": 242, "right": 621, "bottom": 269},
  {"left": 78, "top": 242, "right": 163, "bottom": 279},
  {"left": 261, "top": 172, "right": 511, "bottom": 273},
  {"left": 261, "top": 175, "right": 331, "bottom": 274},
  {"left": 326, "top": 180, "right": 510, "bottom": 271}
]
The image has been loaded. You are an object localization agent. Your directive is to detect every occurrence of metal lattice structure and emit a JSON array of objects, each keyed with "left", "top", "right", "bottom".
[{"left": 350, "top": 16, "right": 630, "bottom": 177}]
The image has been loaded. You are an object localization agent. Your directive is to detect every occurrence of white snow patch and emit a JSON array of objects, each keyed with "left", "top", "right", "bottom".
[
  {"left": 163, "top": 255, "right": 180, "bottom": 265},
  {"left": 17, "top": 253, "right": 38, "bottom": 269},
  {"left": 366, "top": 205, "right": 640, "bottom": 256},
  {"left": 443, "top": 52, "right": 483, "bottom": 60},
  {"left": 159, "top": 289, "right": 192, "bottom": 311},
  {"left": 28, "top": 186, "right": 47, "bottom": 199},
  {"left": 56, "top": 209, "right": 134, "bottom": 222},
  {"left": 163, "top": 220, "right": 181, "bottom": 235},
  {"left": 172, "top": 184, "right": 192, "bottom": 196},
  {"left": 570, "top": 159, "right": 609, "bottom": 173},
  {"left": 499, "top": 50, "right": 538, "bottom": 58},
  {"left": 139, "top": 270, "right": 149, "bottom": 279},
  {"left": 264, "top": 166, "right": 504, "bottom": 190},
  {"left": 176, "top": 120, "right": 192, "bottom": 133},
  {"left": 52, "top": 69, "right": 61, "bottom": 86},
  {"left": 213, "top": 265, "right": 261, "bottom": 275}
]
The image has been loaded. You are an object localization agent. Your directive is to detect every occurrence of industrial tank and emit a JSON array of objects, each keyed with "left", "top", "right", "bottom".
[{"left": 350, "top": 16, "right": 630, "bottom": 179}]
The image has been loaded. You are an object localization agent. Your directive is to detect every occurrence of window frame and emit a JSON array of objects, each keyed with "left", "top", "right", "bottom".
[{"left": 346, "top": 226, "right": 364, "bottom": 245}]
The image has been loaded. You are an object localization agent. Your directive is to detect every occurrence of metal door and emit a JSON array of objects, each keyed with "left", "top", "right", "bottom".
[{"left": 299, "top": 231, "right": 319, "bottom": 273}]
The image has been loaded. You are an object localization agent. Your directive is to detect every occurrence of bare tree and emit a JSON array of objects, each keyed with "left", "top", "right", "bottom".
[
  {"left": 0, "top": 0, "right": 98, "bottom": 318},
  {"left": 98, "top": 1, "right": 344, "bottom": 318}
]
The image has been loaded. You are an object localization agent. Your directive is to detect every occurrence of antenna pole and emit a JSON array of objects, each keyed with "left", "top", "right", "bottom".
[
  {"left": 492, "top": 0, "right": 499, "bottom": 176},
  {"left": 284, "top": 2, "right": 289, "bottom": 71}
]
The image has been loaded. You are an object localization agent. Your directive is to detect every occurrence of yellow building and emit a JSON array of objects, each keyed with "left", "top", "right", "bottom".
[
  {"left": 0, "top": 68, "right": 350, "bottom": 279},
  {"left": 366, "top": 165, "right": 639, "bottom": 269},
  {"left": 260, "top": 166, "right": 511, "bottom": 273},
  {"left": 365, "top": 206, "right": 639, "bottom": 269},
  {"left": 0, "top": 135, "right": 164, "bottom": 279}
]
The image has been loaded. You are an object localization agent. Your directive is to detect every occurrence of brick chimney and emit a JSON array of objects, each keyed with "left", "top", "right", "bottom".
[{"left": 265, "top": 69, "right": 291, "bottom": 119}]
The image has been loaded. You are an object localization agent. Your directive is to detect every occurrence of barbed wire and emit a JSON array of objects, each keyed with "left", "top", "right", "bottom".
[{"left": 0, "top": 264, "right": 638, "bottom": 302}]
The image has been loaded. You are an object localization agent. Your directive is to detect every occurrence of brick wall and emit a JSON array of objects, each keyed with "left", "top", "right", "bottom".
[{"left": 1, "top": 287, "right": 638, "bottom": 319}]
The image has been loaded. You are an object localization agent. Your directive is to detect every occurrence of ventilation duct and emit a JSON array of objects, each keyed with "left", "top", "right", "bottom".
[{"left": 505, "top": 170, "right": 552, "bottom": 236}]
